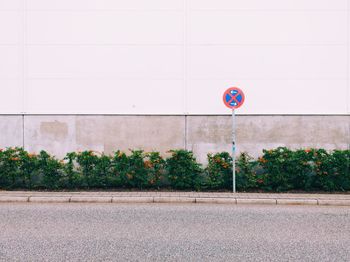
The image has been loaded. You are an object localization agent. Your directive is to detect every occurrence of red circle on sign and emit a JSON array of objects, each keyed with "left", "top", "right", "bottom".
[{"left": 223, "top": 87, "right": 245, "bottom": 109}]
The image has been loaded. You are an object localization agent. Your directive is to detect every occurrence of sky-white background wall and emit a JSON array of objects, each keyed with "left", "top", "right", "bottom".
[{"left": 0, "top": 0, "right": 349, "bottom": 115}]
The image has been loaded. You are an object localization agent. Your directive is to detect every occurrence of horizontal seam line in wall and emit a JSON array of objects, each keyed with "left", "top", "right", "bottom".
[
  {"left": 0, "top": 9, "right": 185, "bottom": 12},
  {"left": 0, "top": 44, "right": 183, "bottom": 46},
  {"left": 3, "top": 77, "right": 347, "bottom": 79},
  {"left": 2, "top": 78, "right": 347, "bottom": 82},
  {"left": 188, "top": 9, "right": 348, "bottom": 12},
  {"left": 0, "top": 114, "right": 349, "bottom": 117},
  {"left": 0, "top": 9, "right": 347, "bottom": 12},
  {"left": 11, "top": 77, "right": 186, "bottom": 80},
  {"left": 2, "top": 44, "right": 347, "bottom": 46}
]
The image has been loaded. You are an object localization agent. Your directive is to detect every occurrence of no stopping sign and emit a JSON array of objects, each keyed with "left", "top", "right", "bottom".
[{"left": 223, "top": 87, "right": 245, "bottom": 110}]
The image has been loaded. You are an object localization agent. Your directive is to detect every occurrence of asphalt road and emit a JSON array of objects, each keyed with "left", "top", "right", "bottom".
[{"left": 0, "top": 204, "right": 349, "bottom": 262}]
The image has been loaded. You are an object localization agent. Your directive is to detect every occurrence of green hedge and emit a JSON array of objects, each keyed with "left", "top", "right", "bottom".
[{"left": 0, "top": 147, "right": 348, "bottom": 192}]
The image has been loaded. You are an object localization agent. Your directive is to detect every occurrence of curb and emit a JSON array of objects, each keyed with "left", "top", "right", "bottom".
[
  {"left": 195, "top": 198, "right": 237, "bottom": 204},
  {"left": 29, "top": 196, "right": 71, "bottom": 203},
  {"left": 153, "top": 197, "right": 196, "bottom": 203},
  {"left": 276, "top": 199, "right": 318, "bottom": 206},
  {"left": 318, "top": 199, "right": 350, "bottom": 206},
  {"left": 236, "top": 198, "right": 277, "bottom": 205},
  {"left": 0, "top": 195, "right": 350, "bottom": 206},
  {"left": 0, "top": 196, "right": 29, "bottom": 202},
  {"left": 70, "top": 196, "right": 112, "bottom": 203},
  {"left": 112, "top": 197, "right": 154, "bottom": 203}
]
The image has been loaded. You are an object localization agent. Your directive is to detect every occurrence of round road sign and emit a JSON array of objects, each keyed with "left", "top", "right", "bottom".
[{"left": 223, "top": 87, "right": 245, "bottom": 109}]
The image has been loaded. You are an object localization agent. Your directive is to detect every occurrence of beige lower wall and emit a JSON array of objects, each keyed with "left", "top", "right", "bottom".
[
  {"left": 187, "top": 115, "right": 350, "bottom": 162},
  {"left": 0, "top": 115, "right": 349, "bottom": 163},
  {"left": 0, "top": 116, "right": 23, "bottom": 148}
]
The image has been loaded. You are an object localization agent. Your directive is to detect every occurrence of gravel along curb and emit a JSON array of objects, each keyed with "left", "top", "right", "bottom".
[{"left": 0, "top": 196, "right": 349, "bottom": 206}]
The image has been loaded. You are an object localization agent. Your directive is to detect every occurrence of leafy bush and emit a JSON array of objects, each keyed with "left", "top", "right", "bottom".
[
  {"left": 145, "top": 152, "right": 166, "bottom": 189},
  {"left": 0, "top": 148, "right": 22, "bottom": 188},
  {"left": 0, "top": 147, "right": 348, "bottom": 192},
  {"left": 259, "top": 147, "right": 350, "bottom": 192},
  {"left": 75, "top": 151, "right": 100, "bottom": 188},
  {"left": 0, "top": 148, "right": 40, "bottom": 189},
  {"left": 111, "top": 150, "right": 166, "bottom": 189},
  {"left": 62, "top": 152, "right": 81, "bottom": 189},
  {"left": 123, "top": 150, "right": 149, "bottom": 189},
  {"left": 166, "top": 150, "right": 203, "bottom": 190},
  {"left": 206, "top": 152, "right": 232, "bottom": 189},
  {"left": 17, "top": 149, "right": 38, "bottom": 189},
  {"left": 259, "top": 147, "right": 314, "bottom": 191},
  {"left": 236, "top": 152, "right": 259, "bottom": 191},
  {"left": 310, "top": 149, "right": 350, "bottom": 191},
  {"left": 111, "top": 150, "right": 128, "bottom": 188},
  {"left": 330, "top": 150, "right": 350, "bottom": 191},
  {"left": 37, "top": 150, "right": 63, "bottom": 189},
  {"left": 206, "top": 152, "right": 260, "bottom": 191}
]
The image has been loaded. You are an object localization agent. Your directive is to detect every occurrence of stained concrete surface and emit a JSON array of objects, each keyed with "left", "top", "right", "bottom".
[
  {"left": 0, "top": 115, "right": 348, "bottom": 161},
  {"left": 0, "top": 115, "right": 23, "bottom": 148},
  {"left": 187, "top": 115, "right": 350, "bottom": 162},
  {"left": 103, "top": 115, "right": 185, "bottom": 155},
  {"left": 23, "top": 115, "right": 77, "bottom": 158}
]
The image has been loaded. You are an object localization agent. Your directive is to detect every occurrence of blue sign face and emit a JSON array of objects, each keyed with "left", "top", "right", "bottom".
[{"left": 223, "top": 87, "right": 245, "bottom": 109}]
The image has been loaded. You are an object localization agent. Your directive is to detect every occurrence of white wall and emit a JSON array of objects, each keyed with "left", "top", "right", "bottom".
[{"left": 0, "top": 0, "right": 349, "bottom": 114}]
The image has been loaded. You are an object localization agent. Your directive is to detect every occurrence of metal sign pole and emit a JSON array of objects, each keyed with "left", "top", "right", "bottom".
[
  {"left": 223, "top": 87, "right": 244, "bottom": 193},
  {"left": 232, "top": 108, "right": 236, "bottom": 193}
]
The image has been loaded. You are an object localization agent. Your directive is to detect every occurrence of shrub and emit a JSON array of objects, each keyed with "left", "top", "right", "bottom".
[
  {"left": 206, "top": 152, "right": 259, "bottom": 191},
  {"left": 310, "top": 149, "right": 350, "bottom": 191},
  {"left": 0, "top": 147, "right": 348, "bottom": 192},
  {"left": 206, "top": 152, "right": 232, "bottom": 189},
  {"left": 258, "top": 147, "right": 350, "bottom": 192},
  {"left": 37, "top": 150, "right": 63, "bottom": 189},
  {"left": 124, "top": 150, "right": 149, "bottom": 190},
  {"left": 76, "top": 151, "right": 99, "bottom": 188},
  {"left": 62, "top": 152, "right": 81, "bottom": 189},
  {"left": 236, "top": 152, "right": 259, "bottom": 191},
  {"left": 259, "top": 147, "right": 315, "bottom": 191},
  {"left": 111, "top": 150, "right": 128, "bottom": 187},
  {"left": 17, "top": 149, "right": 39, "bottom": 189},
  {"left": 75, "top": 151, "right": 113, "bottom": 188},
  {"left": 331, "top": 150, "right": 350, "bottom": 191},
  {"left": 0, "top": 148, "right": 22, "bottom": 188},
  {"left": 329, "top": 150, "right": 350, "bottom": 191},
  {"left": 166, "top": 150, "right": 203, "bottom": 190},
  {"left": 93, "top": 154, "right": 112, "bottom": 188},
  {"left": 145, "top": 152, "right": 166, "bottom": 189},
  {"left": 111, "top": 150, "right": 166, "bottom": 189}
]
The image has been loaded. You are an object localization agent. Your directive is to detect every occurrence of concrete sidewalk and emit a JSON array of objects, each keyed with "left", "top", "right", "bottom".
[{"left": 1, "top": 191, "right": 350, "bottom": 206}]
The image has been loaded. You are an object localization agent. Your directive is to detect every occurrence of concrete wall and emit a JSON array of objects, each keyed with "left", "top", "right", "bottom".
[
  {"left": 0, "top": 116, "right": 23, "bottom": 148},
  {"left": 1, "top": 0, "right": 350, "bottom": 115},
  {"left": 0, "top": 115, "right": 349, "bottom": 163},
  {"left": 187, "top": 115, "right": 350, "bottom": 162}
]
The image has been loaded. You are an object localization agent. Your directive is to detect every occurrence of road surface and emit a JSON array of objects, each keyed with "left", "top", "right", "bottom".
[{"left": 0, "top": 203, "right": 349, "bottom": 261}]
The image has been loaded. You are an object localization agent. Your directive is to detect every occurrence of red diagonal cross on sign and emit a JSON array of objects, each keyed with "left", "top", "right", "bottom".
[
  {"left": 223, "top": 87, "right": 245, "bottom": 110},
  {"left": 228, "top": 92, "right": 240, "bottom": 105}
]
